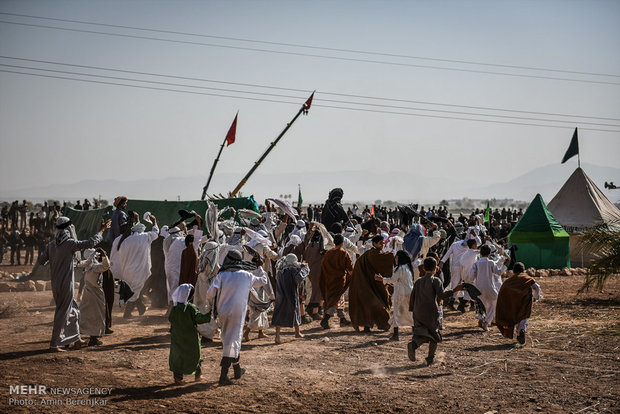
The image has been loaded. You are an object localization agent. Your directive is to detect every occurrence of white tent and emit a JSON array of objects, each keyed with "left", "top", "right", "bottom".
[{"left": 547, "top": 167, "right": 620, "bottom": 266}]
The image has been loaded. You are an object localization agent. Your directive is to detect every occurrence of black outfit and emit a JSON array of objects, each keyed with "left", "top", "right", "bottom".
[{"left": 320, "top": 188, "right": 348, "bottom": 230}]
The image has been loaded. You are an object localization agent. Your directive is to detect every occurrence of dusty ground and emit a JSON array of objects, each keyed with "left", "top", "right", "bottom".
[{"left": 0, "top": 262, "right": 618, "bottom": 413}]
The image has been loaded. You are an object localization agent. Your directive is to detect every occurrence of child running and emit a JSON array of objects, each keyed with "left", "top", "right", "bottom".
[{"left": 408, "top": 257, "right": 462, "bottom": 365}]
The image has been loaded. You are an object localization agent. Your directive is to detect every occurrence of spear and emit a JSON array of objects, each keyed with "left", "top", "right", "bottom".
[
  {"left": 229, "top": 92, "right": 315, "bottom": 198},
  {"left": 201, "top": 112, "right": 238, "bottom": 200}
]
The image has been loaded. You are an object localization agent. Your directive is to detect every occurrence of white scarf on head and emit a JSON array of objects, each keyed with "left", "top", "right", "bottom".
[
  {"left": 171, "top": 283, "right": 193, "bottom": 310},
  {"left": 131, "top": 223, "right": 146, "bottom": 233}
]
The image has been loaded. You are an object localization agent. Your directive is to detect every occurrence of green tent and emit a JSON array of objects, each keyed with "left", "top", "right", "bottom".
[
  {"left": 508, "top": 193, "right": 570, "bottom": 269},
  {"left": 126, "top": 196, "right": 259, "bottom": 231}
]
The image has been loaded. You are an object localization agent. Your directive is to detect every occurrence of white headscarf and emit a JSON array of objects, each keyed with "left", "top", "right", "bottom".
[
  {"left": 83, "top": 248, "right": 97, "bottom": 271},
  {"left": 276, "top": 253, "right": 301, "bottom": 272},
  {"left": 160, "top": 225, "right": 169, "bottom": 239},
  {"left": 168, "top": 226, "right": 183, "bottom": 236},
  {"left": 246, "top": 228, "right": 271, "bottom": 248},
  {"left": 131, "top": 223, "right": 146, "bottom": 233},
  {"left": 290, "top": 220, "right": 307, "bottom": 239},
  {"left": 198, "top": 241, "right": 220, "bottom": 278},
  {"left": 279, "top": 234, "right": 302, "bottom": 257},
  {"left": 171, "top": 283, "right": 194, "bottom": 310}
]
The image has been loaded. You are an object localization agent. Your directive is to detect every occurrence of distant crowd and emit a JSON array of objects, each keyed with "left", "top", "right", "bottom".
[
  {"left": 0, "top": 199, "right": 100, "bottom": 265},
  {"left": 0, "top": 198, "right": 523, "bottom": 267}
]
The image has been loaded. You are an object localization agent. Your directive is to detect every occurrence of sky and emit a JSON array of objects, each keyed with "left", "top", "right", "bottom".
[{"left": 0, "top": 0, "right": 619, "bottom": 202}]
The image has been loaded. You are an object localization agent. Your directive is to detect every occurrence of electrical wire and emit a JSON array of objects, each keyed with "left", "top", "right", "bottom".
[
  {"left": 2, "top": 55, "right": 618, "bottom": 122},
  {"left": 1, "top": 19, "right": 619, "bottom": 86},
  {"left": 2, "top": 67, "right": 619, "bottom": 133},
  {"left": 4, "top": 63, "right": 618, "bottom": 128},
  {"left": 1, "top": 11, "right": 618, "bottom": 79}
]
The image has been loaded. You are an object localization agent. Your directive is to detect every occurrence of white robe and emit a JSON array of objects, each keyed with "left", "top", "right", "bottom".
[
  {"left": 110, "top": 226, "right": 159, "bottom": 302},
  {"left": 163, "top": 230, "right": 202, "bottom": 302},
  {"left": 205, "top": 267, "right": 267, "bottom": 358},
  {"left": 458, "top": 249, "right": 479, "bottom": 300},
  {"left": 419, "top": 231, "right": 441, "bottom": 259},
  {"left": 195, "top": 245, "right": 221, "bottom": 340},
  {"left": 382, "top": 266, "right": 414, "bottom": 327},
  {"left": 245, "top": 243, "right": 277, "bottom": 330},
  {"left": 77, "top": 256, "right": 110, "bottom": 337},
  {"left": 440, "top": 239, "right": 469, "bottom": 296},
  {"left": 471, "top": 257, "right": 506, "bottom": 323}
]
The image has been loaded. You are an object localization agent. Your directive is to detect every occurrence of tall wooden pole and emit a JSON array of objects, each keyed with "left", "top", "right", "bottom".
[
  {"left": 201, "top": 136, "right": 227, "bottom": 200},
  {"left": 201, "top": 112, "right": 238, "bottom": 200},
  {"left": 229, "top": 92, "right": 314, "bottom": 198}
]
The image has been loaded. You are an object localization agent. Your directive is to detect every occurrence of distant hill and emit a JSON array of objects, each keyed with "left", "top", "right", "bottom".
[
  {"left": 2, "top": 162, "right": 618, "bottom": 205},
  {"left": 470, "top": 162, "right": 620, "bottom": 203}
]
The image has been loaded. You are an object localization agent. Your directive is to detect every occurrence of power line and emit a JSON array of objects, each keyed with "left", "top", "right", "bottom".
[
  {"left": 1, "top": 11, "right": 618, "bottom": 79},
  {"left": 0, "top": 68, "right": 302, "bottom": 106},
  {"left": 2, "top": 55, "right": 619, "bottom": 122},
  {"left": 2, "top": 62, "right": 620, "bottom": 128},
  {"left": 1, "top": 19, "right": 619, "bottom": 86},
  {"left": 2, "top": 68, "right": 619, "bottom": 133}
]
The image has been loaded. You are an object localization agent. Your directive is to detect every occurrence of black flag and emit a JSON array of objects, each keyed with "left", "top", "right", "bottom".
[{"left": 561, "top": 128, "right": 579, "bottom": 164}]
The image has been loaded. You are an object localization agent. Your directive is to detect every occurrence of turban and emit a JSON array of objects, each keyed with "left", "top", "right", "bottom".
[{"left": 113, "top": 196, "right": 128, "bottom": 208}]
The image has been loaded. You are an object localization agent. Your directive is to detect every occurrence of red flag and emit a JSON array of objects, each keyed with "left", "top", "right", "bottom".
[
  {"left": 305, "top": 92, "right": 314, "bottom": 109},
  {"left": 303, "top": 91, "right": 315, "bottom": 115},
  {"left": 370, "top": 205, "right": 375, "bottom": 217},
  {"left": 225, "top": 113, "right": 237, "bottom": 146}
]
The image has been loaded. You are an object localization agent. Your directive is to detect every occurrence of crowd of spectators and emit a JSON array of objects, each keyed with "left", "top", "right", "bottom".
[{"left": 0, "top": 199, "right": 101, "bottom": 265}]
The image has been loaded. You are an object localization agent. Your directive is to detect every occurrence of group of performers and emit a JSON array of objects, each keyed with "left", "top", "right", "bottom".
[{"left": 38, "top": 189, "right": 542, "bottom": 385}]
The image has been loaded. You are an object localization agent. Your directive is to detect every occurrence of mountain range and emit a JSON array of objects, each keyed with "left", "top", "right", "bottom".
[{"left": 2, "top": 162, "right": 618, "bottom": 205}]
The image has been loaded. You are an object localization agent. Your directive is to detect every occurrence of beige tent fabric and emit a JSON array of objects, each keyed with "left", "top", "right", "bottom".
[{"left": 548, "top": 167, "right": 620, "bottom": 232}]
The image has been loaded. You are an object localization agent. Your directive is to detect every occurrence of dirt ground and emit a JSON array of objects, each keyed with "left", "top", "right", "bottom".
[{"left": 0, "top": 262, "right": 618, "bottom": 413}]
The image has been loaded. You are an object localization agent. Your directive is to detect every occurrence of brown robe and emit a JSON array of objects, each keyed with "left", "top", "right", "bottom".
[
  {"left": 304, "top": 233, "right": 325, "bottom": 304},
  {"left": 495, "top": 272, "right": 535, "bottom": 339},
  {"left": 409, "top": 273, "right": 454, "bottom": 342},
  {"left": 348, "top": 247, "right": 394, "bottom": 330},
  {"left": 319, "top": 247, "right": 353, "bottom": 309},
  {"left": 178, "top": 245, "right": 198, "bottom": 288}
]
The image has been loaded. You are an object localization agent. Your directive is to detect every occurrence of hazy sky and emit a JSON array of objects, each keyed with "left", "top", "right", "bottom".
[{"left": 1, "top": 0, "right": 619, "bottom": 201}]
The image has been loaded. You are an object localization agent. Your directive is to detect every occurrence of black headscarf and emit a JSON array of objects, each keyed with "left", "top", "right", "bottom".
[
  {"left": 328, "top": 188, "right": 344, "bottom": 202},
  {"left": 219, "top": 250, "right": 257, "bottom": 272},
  {"left": 117, "top": 222, "right": 132, "bottom": 251},
  {"left": 321, "top": 188, "right": 348, "bottom": 230},
  {"left": 395, "top": 250, "right": 414, "bottom": 275}
]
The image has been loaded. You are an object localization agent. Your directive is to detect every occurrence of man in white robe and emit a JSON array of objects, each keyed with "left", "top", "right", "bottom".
[
  {"left": 243, "top": 232, "right": 277, "bottom": 340},
  {"left": 470, "top": 244, "right": 508, "bottom": 331},
  {"left": 439, "top": 237, "right": 470, "bottom": 310},
  {"left": 205, "top": 250, "right": 268, "bottom": 385},
  {"left": 38, "top": 217, "right": 109, "bottom": 351},
  {"left": 457, "top": 239, "right": 479, "bottom": 312},
  {"left": 110, "top": 216, "right": 159, "bottom": 317},
  {"left": 194, "top": 241, "right": 221, "bottom": 342},
  {"left": 163, "top": 221, "right": 203, "bottom": 307}
]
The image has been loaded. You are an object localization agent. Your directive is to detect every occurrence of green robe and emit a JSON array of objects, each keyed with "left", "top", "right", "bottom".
[{"left": 168, "top": 302, "right": 211, "bottom": 375}]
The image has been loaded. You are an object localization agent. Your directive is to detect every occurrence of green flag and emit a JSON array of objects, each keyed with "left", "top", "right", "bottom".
[
  {"left": 297, "top": 185, "right": 303, "bottom": 208},
  {"left": 484, "top": 201, "right": 490, "bottom": 223},
  {"left": 561, "top": 128, "right": 579, "bottom": 164}
]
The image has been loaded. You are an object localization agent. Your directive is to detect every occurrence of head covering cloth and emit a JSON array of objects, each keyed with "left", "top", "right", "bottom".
[
  {"left": 171, "top": 283, "right": 194, "bottom": 310},
  {"left": 403, "top": 224, "right": 425, "bottom": 259}
]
